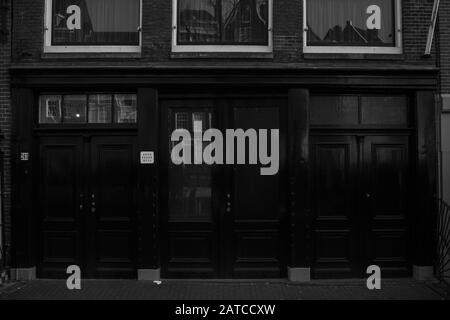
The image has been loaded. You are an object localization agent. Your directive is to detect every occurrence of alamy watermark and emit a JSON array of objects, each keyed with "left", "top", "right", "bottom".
[{"left": 171, "top": 125, "right": 280, "bottom": 176}]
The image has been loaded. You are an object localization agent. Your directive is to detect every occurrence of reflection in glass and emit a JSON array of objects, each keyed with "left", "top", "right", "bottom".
[
  {"left": 39, "top": 95, "right": 62, "bottom": 124},
  {"left": 114, "top": 94, "right": 137, "bottom": 123},
  {"left": 169, "top": 110, "right": 213, "bottom": 220},
  {"left": 307, "top": 0, "right": 395, "bottom": 47},
  {"left": 178, "top": 0, "right": 268, "bottom": 45},
  {"left": 63, "top": 95, "right": 87, "bottom": 123},
  {"left": 89, "top": 94, "right": 112, "bottom": 123}
]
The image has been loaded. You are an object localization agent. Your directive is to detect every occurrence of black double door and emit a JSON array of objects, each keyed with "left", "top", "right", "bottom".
[
  {"left": 310, "top": 134, "right": 412, "bottom": 278},
  {"left": 160, "top": 98, "right": 288, "bottom": 279},
  {"left": 36, "top": 134, "right": 138, "bottom": 279}
]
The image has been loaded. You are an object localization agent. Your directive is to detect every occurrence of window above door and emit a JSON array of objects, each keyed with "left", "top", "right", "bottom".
[
  {"left": 44, "top": 0, "right": 142, "bottom": 53},
  {"left": 172, "top": 0, "right": 273, "bottom": 53},
  {"left": 304, "top": 0, "right": 402, "bottom": 54}
]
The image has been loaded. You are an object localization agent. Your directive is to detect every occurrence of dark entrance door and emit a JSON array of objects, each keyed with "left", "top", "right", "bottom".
[
  {"left": 160, "top": 98, "right": 288, "bottom": 279},
  {"left": 310, "top": 134, "right": 411, "bottom": 278},
  {"left": 37, "top": 134, "right": 137, "bottom": 279}
]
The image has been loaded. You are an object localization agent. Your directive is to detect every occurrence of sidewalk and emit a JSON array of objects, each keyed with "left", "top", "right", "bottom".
[{"left": 0, "top": 279, "right": 448, "bottom": 300}]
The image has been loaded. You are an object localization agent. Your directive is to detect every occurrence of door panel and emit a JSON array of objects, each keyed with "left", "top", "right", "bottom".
[
  {"left": 89, "top": 136, "right": 138, "bottom": 278},
  {"left": 227, "top": 103, "right": 287, "bottom": 278},
  {"left": 161, "top": 99, "right": 288, "bottom": 279},
  {"left": 363, "top": 135, "right": 410, "bottom": 276},
  {"left": 161, "top": 101, "right": 220, "bottom": 278},
  {"left": 310, "top": 136, "right": 359, "bottom": 278},
  {"left": 37, "top": 137, "right": 83, "bottom": 279},
  {"left": 37, "top": 134, "right": 138, "bottom": 279}
]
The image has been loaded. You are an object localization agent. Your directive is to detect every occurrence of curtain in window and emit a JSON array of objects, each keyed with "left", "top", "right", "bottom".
[
  {"left": 52, "top": 0, "right": 140, "bottom": 45},
  {"left": 307, "top": 0, "right": 395, "bottom": 46},
  {"left": 178, "top": 0, "right": 268, "bottom": 45}
]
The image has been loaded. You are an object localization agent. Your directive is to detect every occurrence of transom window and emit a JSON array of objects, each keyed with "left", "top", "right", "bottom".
[
  {"left": 304, "top": 0, "right": 402, "bottom": 54},
  {"left": 44, "top": 0, "right": 142, "bottom": 53},
  {"left": 39, "top": 94, "right": 137, "bottom": 124},
  {"left": 172, "top": 0, "right": 273, "bottom": 53}
]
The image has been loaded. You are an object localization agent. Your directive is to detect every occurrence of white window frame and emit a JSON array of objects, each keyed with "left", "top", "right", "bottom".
[
  {"left": 172, "top": 0, "right": 273, "bottom": 53},
  {"left": 303, "top": 0, "right": 402, "bottom": 54},
  {"left": 43, "top": 0, "right": 142, "bottom": 53}
]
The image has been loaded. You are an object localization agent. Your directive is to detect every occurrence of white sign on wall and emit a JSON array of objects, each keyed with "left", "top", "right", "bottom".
[{"left": 140, "top": 151, "right": 155, "bottom": 165}]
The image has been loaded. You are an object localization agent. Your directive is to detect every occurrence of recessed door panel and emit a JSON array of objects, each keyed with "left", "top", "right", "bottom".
[
  {"left": 363, "top": 135, "right": 410, "bottom": 276},
  {"left": 37, "top": 137, "right": 83, "bottom": 279},
  {"left": 89, "top": 136, "right": 138, "bottom": 278},
  {"left": 310, "top": 136, "right": 358, "bottom": 278}
]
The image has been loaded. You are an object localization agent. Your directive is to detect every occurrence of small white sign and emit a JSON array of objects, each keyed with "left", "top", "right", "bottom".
[
  {"left": 20, "top": 152, "right": 29, "bottom": 161},
  {"left": 140, "top": 151, "right": 155, "bottom": 165}
]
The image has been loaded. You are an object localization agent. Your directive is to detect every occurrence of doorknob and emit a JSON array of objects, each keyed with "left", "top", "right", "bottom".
[{"left": 366, "top": 193, "right": 371, "bottom": 199}]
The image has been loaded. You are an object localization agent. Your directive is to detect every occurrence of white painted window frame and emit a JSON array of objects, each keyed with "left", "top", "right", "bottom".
[
  {"left": 43, "top": 0, "right": 142, "bottom": 53},
  {"left": 303, "top": 0, "right": 402, "bottom": 54},
  {"left": 171, "top": 0, "right": 273, "bottom": 53}
]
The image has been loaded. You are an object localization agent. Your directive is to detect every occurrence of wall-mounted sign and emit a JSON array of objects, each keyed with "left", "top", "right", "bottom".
[
  {"left": 140, "top": 151, "right": 154, "bottom": 165},
  {"left": 20, "top": 152, "right": 30, "bottom": 161}
]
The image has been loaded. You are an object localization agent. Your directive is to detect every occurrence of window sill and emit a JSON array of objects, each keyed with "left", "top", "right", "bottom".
[
  {"left": 170, "top": 52, "right": 274, "bottom": 59},
  {"left": 303, "top": 52, "right": 405, "bottom": 61},
  {"left": 41, "top": 52, "right": 142, "bottom": 59}
]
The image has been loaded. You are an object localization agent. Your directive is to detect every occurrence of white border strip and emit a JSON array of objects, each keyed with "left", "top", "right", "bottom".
[
  {"left": 303, "top": 0, "right": 403, "bottom": 55},
  {"left": 171, "top": 0, "right": 273, "bottom": 53},
  {"left": 43, "top": 0, "right": 142, "bottom": 53}
]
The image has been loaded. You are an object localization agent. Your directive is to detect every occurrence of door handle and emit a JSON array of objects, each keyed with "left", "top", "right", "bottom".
[
  {"left": 226, "top": 193, "right": 232, "bottom": 213},
  {"left": 366, "top": 193, "right": 371, "bottom": 199}
]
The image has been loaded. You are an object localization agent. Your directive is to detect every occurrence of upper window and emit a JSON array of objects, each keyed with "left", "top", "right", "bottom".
[
  {"left": 172, "top": 0, "right": 272, "bottom": 53},
  {"left": 304, "top": 0, "right": 402, "bottom": 54},
  {"left": 44, "top": 0, "right": 142, "bottom": 53}
]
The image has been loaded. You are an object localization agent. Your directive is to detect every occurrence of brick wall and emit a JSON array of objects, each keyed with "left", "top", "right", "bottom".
[
  {"left": 11, "top": 0, "right": 438, "bottom": 66},
  {"left": 0, "top": 0, "right": 11, "bottom": 267}
]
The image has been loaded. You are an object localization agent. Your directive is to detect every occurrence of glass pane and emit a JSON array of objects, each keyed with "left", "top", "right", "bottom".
[
  {"left": 307, "top": 0, "right": 395, "bottom": 47},
  {"left": 114, "top": 94, "right": 137, "bottom": 123},
  {"left": 39, "top": 95, "right": 62, "bottom": 124},
  {"left": 52, "top": 0, "right": 140, "bottom": 45},
  {"left": 178, "top": 0, "right": 220, "bottom": 43},
  {"left": 88, "top": 94, "right": 112, "bottom": 123},
  {"left": 177, "top": 0, "right": 268, "bottom": 45},
  {"left": 63, "top": 95, "right": 87, "bottom": 123},
  {"left": 222, "top": 0, "right": 268, "bottom": 44},
  {"left": 310, "top": 96, "right": 359, "bottom": 126},
  {"left": 361, "top": 96, "right": 408, "bottom": 125},
  {"left": 169, "top": 109, "right": 213, "bottom": 221}
]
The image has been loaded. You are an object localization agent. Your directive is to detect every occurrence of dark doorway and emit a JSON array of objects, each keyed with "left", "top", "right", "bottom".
[
  {"left": 160, "top": 98, "right": 288, "bottom": 279},
  {"left": 310, "top": 134, "right": 412, "bottom": 278},
  {"left": 36, "top": 134, "right": 138, "bottom": 279}
]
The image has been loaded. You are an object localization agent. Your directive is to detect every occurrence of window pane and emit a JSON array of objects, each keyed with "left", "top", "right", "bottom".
[
  {"left": 114, "top": 94, "right": 137, "bottom": 123},
  {"left": 89, "top": 94, "right": 112, "bottom": 123},
  {"left": 307, "top": 0, "right": 395, "bottom": 47},
  {"left": 177, "top": 0, "right": 268, "bottom": 45},
  {"left": 169, "top": 109, "right": 213, "bottom": 221},
  {"left": 63, "top": 95, "right": 87, "bottom": 123},
  {"left": 361, "top": 96, "right": 408, "bottom": 126},
  {"left": 39, "top": 95, "right": 62, "bottom": 124},
  {"left": 222, "top": 0, "right": 268, "bottom": 44},
  {"left": 52, "top": 0, "right": 140, "bottom": 45}
]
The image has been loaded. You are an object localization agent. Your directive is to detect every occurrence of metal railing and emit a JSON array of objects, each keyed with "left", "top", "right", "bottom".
[{"left": 436, "top": 197, "right": 450, "bottom": 285}]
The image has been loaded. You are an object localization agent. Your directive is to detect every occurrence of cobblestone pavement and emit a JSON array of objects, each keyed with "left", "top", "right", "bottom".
[{"left": 0, "top": 279, "right": 448, "bottom": 300}]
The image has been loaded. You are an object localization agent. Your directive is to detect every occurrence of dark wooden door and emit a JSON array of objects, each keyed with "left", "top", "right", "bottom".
[
  {"left": 161, "top": 98, "right": 288, "bottom": 278},
  {"left": 310, "top": 134, "right": 411, "bottom": 278},
  {"left": 223, "top": 100, "right": 288, "bottom": 278},
  {"left": 362, "top": 135, "right": 411, "bottom": 277},
  {"left": 37, "top": 135, "right": 137, "bottom": 279},
  {"left": 87, "top": 136, "right": 138, "bottom": 278},
  {"left": 37, "top": 136, "right": 84, "bottom": 279}
]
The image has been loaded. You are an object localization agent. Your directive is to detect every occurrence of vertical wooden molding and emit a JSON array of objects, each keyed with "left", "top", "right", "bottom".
[
  {"left": 414, "top": 91, "right": 437, "bottom": 267},
  {"left": 288, "top": 88, "right": 310, "bottom": 267},
  {"left": 137, "top": 88, "right": 159, "bottom": 269},
  {"left": 11, "top": 88, "right": 35, "bottom": 268}
]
